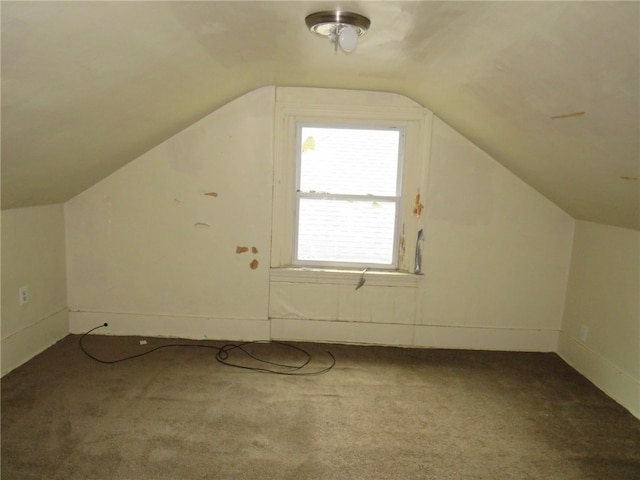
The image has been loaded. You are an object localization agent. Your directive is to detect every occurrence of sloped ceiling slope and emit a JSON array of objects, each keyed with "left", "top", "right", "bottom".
[{"left": 2, "top": 1, "right": 638, "bottom": 229}]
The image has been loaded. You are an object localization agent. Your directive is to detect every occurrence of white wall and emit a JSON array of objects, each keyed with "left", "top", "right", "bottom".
[
  {"left": 271, "top": 113, "right": 575, "bottom": 350},
  {"left": 65, "top": 86, "right": 275, "bottom": 339},
  {"left": 65, "top": 86, "right": 575, "bottom": 353},
  {"left": 1, "top": 204, "right": 68, "bottom": 375},
  {"left": 559, "top": 221, "right": 639, "bottom": 418},
  {"left": 416, "top": 119, "right": 575, "bottom": 351}
]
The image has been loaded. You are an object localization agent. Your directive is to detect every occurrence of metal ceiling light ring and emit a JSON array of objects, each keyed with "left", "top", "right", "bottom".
[{"left": 305, "top": 11, "right": 371, "bottom": 53}]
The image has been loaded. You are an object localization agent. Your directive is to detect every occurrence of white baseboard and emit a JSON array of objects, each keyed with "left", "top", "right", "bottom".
[
  {"left": 1, "top": 309, "right": 69, "bottom": 376},
  {"left": 69, "top": 311, "right": 270, "bottom": 341},
  {"left": 271, "top": 318, "right": 415, "bottom": 346},
  {"left": 557, "top": 331, "right": 639, "bottom": 419},
  {"left": 271, "top": 318, "right": 558, "bottom": 352},
  {"left": 413, "top": 325, "right": 559, "bottom": 352}
]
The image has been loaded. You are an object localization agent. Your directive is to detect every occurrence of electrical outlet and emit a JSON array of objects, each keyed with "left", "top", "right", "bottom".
[
  {"left": 579, "top": 324, "right": 589, "bottom": 342},
  {"left": 19, "top": 286, "right": 29, "bottom": 305}
]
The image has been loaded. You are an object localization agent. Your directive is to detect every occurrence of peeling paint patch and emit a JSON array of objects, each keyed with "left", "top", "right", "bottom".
[
  {"left": 250, "top": 259, "right": 259, "bottom": 270},
  {"left": 252, "top": 246, "right": 258, "bottom": 254},
  {"left": 236, "top": 246, "right": 249, "bottom": 254},
  {"left": 412, "top": 193, "right": 424, "bottom": 217},
  {"left": 550, "top": 111, "right": 585, "bottom": 120},
  {"left": 399, "top": 234, "right": 406, "bottom": 264},
  {"left": 204, "top": 192, "right": 218, "bottom": 197},
  {"left": 194, "top": 222, "right": 210, "bottom": 228}
]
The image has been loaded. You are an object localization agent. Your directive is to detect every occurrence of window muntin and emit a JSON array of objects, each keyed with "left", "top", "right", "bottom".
[{"left": 294, "top": 124, "right": 404, "bottom": 268}]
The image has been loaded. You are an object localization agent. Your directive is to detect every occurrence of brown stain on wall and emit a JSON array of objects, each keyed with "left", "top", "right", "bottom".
[
  {"left": 412, "top": 193, "right": 424, "bottom": 217},
  {"left": 237, "top": 245, "right": 259, "bottom": 269}
]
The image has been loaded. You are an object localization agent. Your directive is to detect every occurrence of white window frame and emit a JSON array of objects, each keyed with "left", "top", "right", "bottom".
[
  {"left": 294, "top": 123, "right": 405, "bottom": 269},
  {"left": 271, "top": 89, "right": 431, "bottom": 276}
]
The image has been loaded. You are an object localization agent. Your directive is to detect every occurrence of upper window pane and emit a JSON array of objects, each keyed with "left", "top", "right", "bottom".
[{"left": 298, "top": 126, "right": 401, "bottom": 196}]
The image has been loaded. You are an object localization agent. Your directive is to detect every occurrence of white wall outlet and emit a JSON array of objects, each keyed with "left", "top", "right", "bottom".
[
  {"left": 579, "top": 324, "right": 589, "bottom": 342},
  {"left": 19, "top": 286, "right": 29, "bottom": 305}
]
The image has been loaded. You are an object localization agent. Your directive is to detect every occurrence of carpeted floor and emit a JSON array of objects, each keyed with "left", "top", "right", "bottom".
[{"left": 2, "top": 334, "right": 639, "bottom": 479}]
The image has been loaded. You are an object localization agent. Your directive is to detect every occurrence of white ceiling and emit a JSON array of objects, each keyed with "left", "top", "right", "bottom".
[{"left": 2, "top": 1, "right": 638, "bottom": 229}]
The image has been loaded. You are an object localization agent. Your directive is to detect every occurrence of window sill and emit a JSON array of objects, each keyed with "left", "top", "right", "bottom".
[{"left": 270, "top": 267, "right": 422, "bottom": 288}]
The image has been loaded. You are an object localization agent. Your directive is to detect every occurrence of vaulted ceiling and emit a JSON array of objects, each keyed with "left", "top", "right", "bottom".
[{"left": 2, "top": 1, "right": 638, "bottom": 229}]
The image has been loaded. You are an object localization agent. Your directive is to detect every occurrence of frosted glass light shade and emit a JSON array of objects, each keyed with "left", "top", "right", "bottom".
[{"left": 339, "top": 26, "right": 358, "bottom": 52}]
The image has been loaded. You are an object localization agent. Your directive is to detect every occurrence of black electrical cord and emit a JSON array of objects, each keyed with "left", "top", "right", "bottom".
[{"left": 79, "top": 323, "right": 335, "bottom": 376}]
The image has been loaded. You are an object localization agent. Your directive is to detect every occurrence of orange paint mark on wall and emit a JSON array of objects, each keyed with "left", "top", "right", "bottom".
[{"left": 412, "top": 194, "right": 424, "bottom": 217}]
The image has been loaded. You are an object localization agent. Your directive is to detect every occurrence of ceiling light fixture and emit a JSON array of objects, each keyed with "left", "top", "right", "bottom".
[{"left": 305, "top": 11, "right": 371, "bottom": 53}]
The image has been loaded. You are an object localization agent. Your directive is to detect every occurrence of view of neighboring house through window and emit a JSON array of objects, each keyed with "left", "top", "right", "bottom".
[{"left": 294, "top": 124, "right": 404, "bottom": 268}]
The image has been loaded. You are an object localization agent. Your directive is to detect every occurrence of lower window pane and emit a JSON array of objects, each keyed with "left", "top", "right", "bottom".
[{"left": 297, "top": 198, "right": 396, "bottom": 265}]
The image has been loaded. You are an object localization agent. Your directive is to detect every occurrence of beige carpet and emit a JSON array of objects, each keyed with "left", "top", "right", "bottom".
[{"left": 2, "top": 334, "right": 639, "bottom": 479}]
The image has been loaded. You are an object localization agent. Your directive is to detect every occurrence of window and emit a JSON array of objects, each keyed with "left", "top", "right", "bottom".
[
  {"left": 271, "top": 87, "right": 430, "bottom": 275},
  {"left": 295, "top": 125, "right": 404, "bottom": 268}
]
